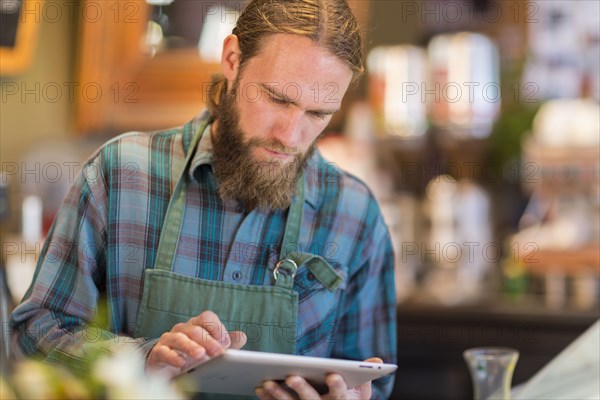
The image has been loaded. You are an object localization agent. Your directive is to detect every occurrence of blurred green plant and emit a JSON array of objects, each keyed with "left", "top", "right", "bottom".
[
  {"left": 487, "top": 102, "right": 540, "bottom": 170},
  {"left": 2, "top": 297, "right": 185, "bottom": 399},
  {"left": 2, "top": 342, "right": 185, "bottom": 400}
]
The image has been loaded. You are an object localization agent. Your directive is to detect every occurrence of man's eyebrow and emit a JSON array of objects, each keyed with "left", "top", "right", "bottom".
[{"left": 258, "top": 82, "right": 340, "bottom": 114}]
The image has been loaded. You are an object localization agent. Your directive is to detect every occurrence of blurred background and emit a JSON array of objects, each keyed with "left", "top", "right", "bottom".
[{"left": 1, "top": 0, "right": 599, "bottom": 398}]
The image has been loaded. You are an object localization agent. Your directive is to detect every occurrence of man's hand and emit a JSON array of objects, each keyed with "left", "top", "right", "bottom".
[
  {"left": 146, "top": 310, "right": 247, "bottom": 378},
  {"left": 255, "top": 357, "right": 383, "bottom": 400}
]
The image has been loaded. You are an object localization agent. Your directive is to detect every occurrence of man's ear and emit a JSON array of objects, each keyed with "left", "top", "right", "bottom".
[{"left": 221, "top": 34, "right": 241, "bottom": 84}]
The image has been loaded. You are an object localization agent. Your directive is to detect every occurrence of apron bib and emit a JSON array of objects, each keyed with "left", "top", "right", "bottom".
[{"left": 132, "top": 118, "right": 343, "bottom": 397}]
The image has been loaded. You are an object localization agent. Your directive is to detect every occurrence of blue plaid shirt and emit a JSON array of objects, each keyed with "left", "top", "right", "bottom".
[{"left": 10, "top": 110, "right": 397, "bottom": 398}]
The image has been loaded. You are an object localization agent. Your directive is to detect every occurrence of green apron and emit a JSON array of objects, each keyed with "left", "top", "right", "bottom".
[{"left": 133, "top": 118, "right": 344, "bottom": 396}]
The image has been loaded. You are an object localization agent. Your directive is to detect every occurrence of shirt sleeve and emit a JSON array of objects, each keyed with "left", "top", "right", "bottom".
[
  {"left": 8, "top": 155, "right": 150, "bottom": 375},
  {"left": 330, "top": 209, "right": 398, "bottom": 399}
]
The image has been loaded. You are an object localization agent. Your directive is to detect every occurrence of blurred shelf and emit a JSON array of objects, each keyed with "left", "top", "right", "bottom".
[
  {"left": 397, "top": 297, "right": 600, "bottom": 327},
  {"left": 523, "top": 137, "right": 600, "bottom": 165},
  {"left": 522, "top": 137, "right": 600, "bottom": 195},
  {"left": 520, "top": 245, "right": 600, "bottom": 276}
]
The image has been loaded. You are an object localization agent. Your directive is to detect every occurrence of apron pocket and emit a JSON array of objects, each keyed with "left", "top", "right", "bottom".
[{"left": 135, "top": 268, "right": 299, "bottom": 355}]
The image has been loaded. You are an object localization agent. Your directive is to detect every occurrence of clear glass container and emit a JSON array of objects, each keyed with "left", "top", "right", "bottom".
[{"left": 464, "top": 347, "right": 519, "bottom": 400}]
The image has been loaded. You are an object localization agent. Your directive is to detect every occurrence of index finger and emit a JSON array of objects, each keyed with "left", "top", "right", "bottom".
[{"left": 189, "top": 310, "right": 231, "bottom": 347}]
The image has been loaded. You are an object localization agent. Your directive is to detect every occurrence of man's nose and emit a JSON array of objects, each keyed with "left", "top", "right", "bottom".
[{"left": 273, "top": 108, "right": 303, "bottom": 150}]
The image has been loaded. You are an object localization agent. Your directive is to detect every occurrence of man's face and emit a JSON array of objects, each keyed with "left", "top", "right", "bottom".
[{"left": 212, "top": 34, "right": 354, "bottom": 211}]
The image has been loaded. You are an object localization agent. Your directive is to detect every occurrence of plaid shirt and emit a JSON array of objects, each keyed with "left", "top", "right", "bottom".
[{"left": 10, "top": 110, "right": 397, "bottom": 398}]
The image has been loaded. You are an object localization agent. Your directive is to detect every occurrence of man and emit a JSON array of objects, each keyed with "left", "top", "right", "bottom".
[{"left": 10, "top": 0, "right": 397, "bottom": 398}]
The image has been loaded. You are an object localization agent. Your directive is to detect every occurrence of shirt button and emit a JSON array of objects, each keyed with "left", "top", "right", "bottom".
[{"left": 232, "top": 271, "right": 242, "bottom": 281}]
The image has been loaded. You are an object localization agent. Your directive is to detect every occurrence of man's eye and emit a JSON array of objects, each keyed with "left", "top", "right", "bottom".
[
  {"left": 309, "top": 111, "right": 328, "bottom": 120},
  {"left": 269, "top": 96, "right": 287, "bottom": 105}
]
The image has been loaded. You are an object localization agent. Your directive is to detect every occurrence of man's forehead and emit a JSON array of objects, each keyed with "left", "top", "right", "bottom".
[
  {"left": 239, "top": 34, "right": 353, "bottom": 104},
  {"left": 244, "top": 34, "right": 352, "bottom": 78}
]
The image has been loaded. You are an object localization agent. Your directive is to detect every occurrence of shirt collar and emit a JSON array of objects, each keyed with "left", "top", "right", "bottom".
[{"left": 188, "top": 122, "right": 214, "bottom": 180}]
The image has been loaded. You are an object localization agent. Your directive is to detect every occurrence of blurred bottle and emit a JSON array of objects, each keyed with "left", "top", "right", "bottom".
[
  {"left": 367, "top": 45, "right": 429, "bottom": 139},
  {"left": 428, "top": 32, "right": 501, "bottom": 139},
  {"left": 422, "top": 176, "right": 494, "bottom": 305},
  {"left": 501, "top": 256, "right": 530, "bottom": 302},
  {"left": 22, "top": 196, "right": 42, "bottom": 246}
]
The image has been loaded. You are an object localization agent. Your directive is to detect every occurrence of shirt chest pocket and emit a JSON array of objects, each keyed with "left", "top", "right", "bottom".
[{"left": 292, "top": 254, "right": 347, "bottom": 302}]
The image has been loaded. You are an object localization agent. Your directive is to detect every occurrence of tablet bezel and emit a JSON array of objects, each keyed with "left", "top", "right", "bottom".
[{"left": 177, "top": 349, "right": 397, "bottom": 396}]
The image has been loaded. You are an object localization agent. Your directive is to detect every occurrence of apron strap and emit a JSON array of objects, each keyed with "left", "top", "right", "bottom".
[
  {"left": 273, "top": 176, "right": 305, "bottom": 289},
  {"left": 274, "top": 178, "right": 344, "bottom": 293},
  {"left": 154, "top": 120, "right": 210, "bottom": 272},
  {"left": 280, "top": 175, "right": 304, "bottom": 259}
]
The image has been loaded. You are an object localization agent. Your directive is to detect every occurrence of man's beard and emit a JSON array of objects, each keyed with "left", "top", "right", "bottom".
[{"left": 212, "top": 81, "right": 314, "bottom": 211}]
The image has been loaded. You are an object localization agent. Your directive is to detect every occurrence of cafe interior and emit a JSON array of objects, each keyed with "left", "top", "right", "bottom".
[{"left": 1, "top": 0, "right": 599, "bottom": 398}]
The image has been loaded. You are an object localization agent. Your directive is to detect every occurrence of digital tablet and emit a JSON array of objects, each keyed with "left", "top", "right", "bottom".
[{"left": 177, "top": 349, "right": 397, "bottom": 396}]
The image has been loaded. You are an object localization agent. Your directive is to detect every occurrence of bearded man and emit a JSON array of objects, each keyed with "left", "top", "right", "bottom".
[{"left": 10, "top": 0, "right": 397, "bottom": 398}]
